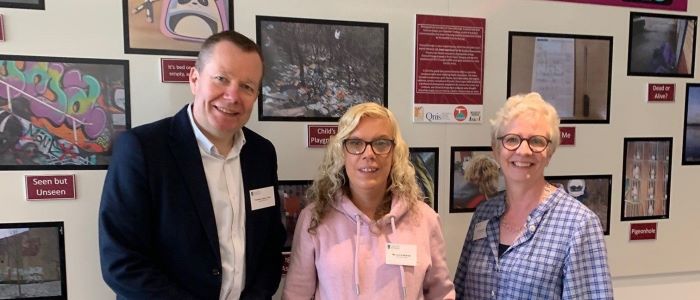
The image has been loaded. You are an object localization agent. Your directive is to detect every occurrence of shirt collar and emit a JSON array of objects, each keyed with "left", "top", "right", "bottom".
[{"left": 187, "top": 104, "right": 246, "bottom": 158}]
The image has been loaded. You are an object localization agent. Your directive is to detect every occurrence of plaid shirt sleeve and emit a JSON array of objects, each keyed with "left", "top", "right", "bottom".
[{"left": 562, "top": 212, "right": 613, "bottom": 299}]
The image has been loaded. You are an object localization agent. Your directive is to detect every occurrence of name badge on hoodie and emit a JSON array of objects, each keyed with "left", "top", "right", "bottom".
[
  {"left": 385, "top": 243, "right": 417, "bottom": 266},
  {"left": 250, "top": 186, "right": 275, "bottom": 210}
]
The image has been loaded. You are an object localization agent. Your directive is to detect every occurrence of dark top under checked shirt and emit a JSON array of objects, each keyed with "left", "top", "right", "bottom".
[{"left": 454, "top": 188, "right": 613, "bottom": 300}]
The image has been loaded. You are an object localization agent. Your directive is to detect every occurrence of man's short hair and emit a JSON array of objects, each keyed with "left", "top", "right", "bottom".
[{"left": 195, "top": 30, "right": 263, "bottom": 71}]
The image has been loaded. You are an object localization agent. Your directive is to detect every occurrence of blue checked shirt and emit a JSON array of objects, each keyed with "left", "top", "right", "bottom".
[{"left": 454, "top": 187, "right": 613, "bottom": 300}]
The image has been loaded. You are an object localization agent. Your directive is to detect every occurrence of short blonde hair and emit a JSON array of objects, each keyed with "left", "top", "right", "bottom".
[
  {"left": 306, "top": 102, "right": 421, "bottom": 232},
  {"left": 490, "top": 92, "right": 561, "bottom": 156}
]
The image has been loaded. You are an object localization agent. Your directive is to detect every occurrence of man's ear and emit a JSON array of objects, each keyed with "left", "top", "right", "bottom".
[{"left": 188, "top": 67, "right": 199, "bottom": 95}]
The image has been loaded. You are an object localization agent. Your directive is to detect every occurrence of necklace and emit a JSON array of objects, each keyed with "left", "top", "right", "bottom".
[{"left": 500, "top": 183, "right": 555, "bottom": 234}]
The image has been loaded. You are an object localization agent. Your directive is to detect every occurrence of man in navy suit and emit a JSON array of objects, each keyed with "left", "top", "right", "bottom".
[{"left": 99, "top": 30, "right": 285, "bottom": 299}]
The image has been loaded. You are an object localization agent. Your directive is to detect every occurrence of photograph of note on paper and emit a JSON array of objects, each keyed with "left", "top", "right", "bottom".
[{"left": 507, "top": 31, "right": 612, "bottom": 124}]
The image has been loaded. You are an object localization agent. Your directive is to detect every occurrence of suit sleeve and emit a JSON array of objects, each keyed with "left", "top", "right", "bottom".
[
  {"left": 282, "top": 207, "right": 318, "bottom": 299},
  {"left": 98, "top": 131, "right": 197, "bottom": 299}
]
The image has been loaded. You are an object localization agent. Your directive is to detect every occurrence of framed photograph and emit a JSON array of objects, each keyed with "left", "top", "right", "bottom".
[
  {"left": 450, "top": 146, "right": 504, "bottom": 213},
  {"left": 0, "top": 55, "right": 131, "bottom": 170},
  {"left": 256, "top": 16, "right": 388, "bottom": 121},
  {"left": 683, "top": 83, "right": 700, "bottom": 165},
  {"left": 508, "top": 31, "right": 612, "bottom": 124},
  {"left": 621, "top": 137, "right": 672, "bottom": 221},
  {"left": 0, "top": 0, "right": 44, "bottom": 10},
  {"left": 0, "top": 221, "right": 67, "bottom": 299},
  {"left": 278, "top": 180, "right": 313, "bottom": 251},
  {"left": 122, "top": 0, "right": 233, "bottom": 56},
  {"left": 409, "top": 147, "right": 439, "bottom": 212},
  {"left": 545, "top": 175, "right": 613, "bottom": 235},
  {"left": 627, "top": 12, "right": 697, "bottom": 77}
]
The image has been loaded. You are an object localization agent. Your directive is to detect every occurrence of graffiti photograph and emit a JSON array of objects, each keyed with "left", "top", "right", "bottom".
[
  {"left": 122, "top": 0, "right": 233, "bottom": 56},
  {"left": 0, "top": 222, "right": 67, "bottom": 299},
  {"left": 256, "top": 16, "right": 388, "bottom": 121},
  {"left": 0, "top": 55, "right": 130, "bottom": 170}
]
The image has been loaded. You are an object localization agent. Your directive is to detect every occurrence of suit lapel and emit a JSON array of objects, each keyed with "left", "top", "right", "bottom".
[{"left": 169, "top": 106, "right": 221, "bottom": 260}]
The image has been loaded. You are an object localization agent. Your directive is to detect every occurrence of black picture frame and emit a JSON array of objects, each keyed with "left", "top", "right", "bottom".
[
  {"left": 0, "top": 0, "right": 44, "bottom": 10},
  {"left": 256, "top": 15, "right": 389, "bottom": 121},
  {"left": 122, "top": 0, "right": 234, "bottom": 56},
  {"left": 277, "top": 180, "right": 313, "bottom": 252},
  {"left": 0, "top": 55, "right": 131, "bottom": 170},
  {"left": 0, "top": 221, "right": 67, "bottom": 299},
  {"left": 627, "top": 12, "right": 697, "bottom": 78},
  {"left": 621, "top": 137, "right": 672, "bottom": 221},
  {"left": 507, "top": 31, "right": 613, "bottom": 124},
  {"left": 408, "top": 147, "right": 439, "bottom": 212},
  {"left": 545, "top": 175, "right": 613, "bottom": 235},
  {"left": 682, "top": 83, "right": 700, "bottom": 165},
  {"left": 449, "top": 146, "right": 504, "bottom": 213}
]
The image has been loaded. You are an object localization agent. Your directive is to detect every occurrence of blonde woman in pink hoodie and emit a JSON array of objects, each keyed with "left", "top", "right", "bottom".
[{"left": 283, "top": 103, "right": 455, "bottom": 300}]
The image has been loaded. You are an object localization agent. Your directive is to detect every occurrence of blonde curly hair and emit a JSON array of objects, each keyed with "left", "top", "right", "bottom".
[
  {"left": 306, "top": 102, "right": 421, "bottom": 233},
  {"left": 464, "top": 155, "right": 500, "bottom": 197}
]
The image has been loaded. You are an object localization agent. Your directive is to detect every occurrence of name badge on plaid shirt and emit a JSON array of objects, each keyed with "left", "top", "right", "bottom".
[{"left": 474, "top": 221, "right": 488, "bottom": 240}]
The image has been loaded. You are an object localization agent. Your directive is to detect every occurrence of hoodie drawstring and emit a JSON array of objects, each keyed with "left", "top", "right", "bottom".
[
  {"left": 354, "top": 214, "right": 361, "bottom": 295},
  {"left": 390, "top": 216, "right": 407, "bottom": 300}
]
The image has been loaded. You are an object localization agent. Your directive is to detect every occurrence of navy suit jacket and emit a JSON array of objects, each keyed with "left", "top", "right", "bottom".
[{"left": 99, "top": 105, "right": 285, "bottom": 299}]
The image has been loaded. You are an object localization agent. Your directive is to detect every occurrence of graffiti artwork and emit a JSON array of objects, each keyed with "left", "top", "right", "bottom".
[
  {"left": 0, "top": 55, "right": 130, "bottom": 170},
  {"left": 123, "top": 0, "right": 233, "bottom": 56}
]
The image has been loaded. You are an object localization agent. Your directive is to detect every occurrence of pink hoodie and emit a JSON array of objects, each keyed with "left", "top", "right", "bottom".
[{"left": 282, "top": 193, "right": 456, "bottom": 300}]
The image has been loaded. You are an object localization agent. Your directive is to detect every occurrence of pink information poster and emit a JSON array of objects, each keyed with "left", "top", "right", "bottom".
[
  {"left": 548, "top": 0, "right": 687, "bottom": 12},
  {"left": 414, "top": 15, "right": 485, "bottom": 123}
]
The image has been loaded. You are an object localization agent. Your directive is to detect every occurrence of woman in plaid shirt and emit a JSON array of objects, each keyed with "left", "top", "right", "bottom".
[{"left": 453, "top": 93, "right": 613, "bottom": 300}]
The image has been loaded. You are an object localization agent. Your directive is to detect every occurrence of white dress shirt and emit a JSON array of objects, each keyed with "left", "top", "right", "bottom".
[{"left": 188, "top": 105, "right": 246, "bottom": 300}]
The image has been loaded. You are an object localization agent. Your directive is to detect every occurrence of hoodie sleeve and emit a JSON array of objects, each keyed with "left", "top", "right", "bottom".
[
  {"left": 282, "top": 206, "right": 318, "bottom": 299},
  {"left": 423, "top": 212, "right": 457, "bottom": 299}
]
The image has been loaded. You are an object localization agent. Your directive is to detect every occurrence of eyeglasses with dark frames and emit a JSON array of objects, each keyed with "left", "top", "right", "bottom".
[
  {"left": 343, "top": 138, "right": 395, "bottom": 155},
  {"left": 497, "top": 134, "right": 551, "bottom": 153}
]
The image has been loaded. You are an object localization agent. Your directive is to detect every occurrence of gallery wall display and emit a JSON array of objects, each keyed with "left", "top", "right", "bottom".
[
  {"left": 408, "top": 147, "right": 439, "bottom": 212},
  {"left": 122, "top": 0, "right": 233, "bottom": 56},
  {"left": 0, "top": 55, "right": 131, "bottom": 170},
  {"left": 621, "top": 137, "right": 672, "bottom": 221},
  {"left": 0, "top": 0, "right": 44, "bottom": 10},
  {"left": 508, "top": 31, "right": 612, "bottom": 123},
  {"left": 683, "top": 83, "right": 700, "bottom": 165},
  {"left": 256, "top": 16, "right": 388, "bottom": 121},
  {"left": 545, "top": 175, "right": 613, "bottom": 235},
  {"left": 450, "top": 146, "right": 504, "bottom": 213},
  {"left": 0, "top": 221, "right": 67, "bottom": 299},
  {"left": 627, "top": 12, "right": 697, "bottom": 77}
]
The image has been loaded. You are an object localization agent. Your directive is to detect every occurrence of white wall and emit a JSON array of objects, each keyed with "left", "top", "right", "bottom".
[{"left": 1, "top": 0, "right": 699, "bottom": 299}]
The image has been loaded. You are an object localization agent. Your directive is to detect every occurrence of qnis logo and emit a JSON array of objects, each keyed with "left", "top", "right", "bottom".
[
  {"left": 453, "top": 106, "right": 468, "bottom": 122},
  {"left": 425, "top": 112, "right": 449, "bottom": 122}
]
